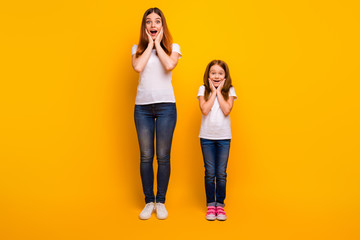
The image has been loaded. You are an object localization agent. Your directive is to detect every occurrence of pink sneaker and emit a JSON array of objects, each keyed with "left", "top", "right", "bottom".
[
  {"left": 216, "top": 206, "right": 227, "bottom": 221},
  {"left": 205, "top": 206, "right": 216, "bottom": 221}
]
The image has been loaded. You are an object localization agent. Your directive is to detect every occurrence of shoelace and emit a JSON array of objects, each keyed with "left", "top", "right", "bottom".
[
  {"left": 216, "top": 207, "right": 226, "bottom": 216},
  {"left": 144, "top": 204, "right": 154, "bottom": 211},
  {"left": 206, "top": 206, "right": 216, "bottom": 215},
  {"left": 157, "top": 204, "right": 166, "bottom": 212}
]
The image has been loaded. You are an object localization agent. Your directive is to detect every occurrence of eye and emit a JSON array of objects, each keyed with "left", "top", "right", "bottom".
[
  {"left": 156, "top": 20, "right": 161, "bottom": 24},
  {"left": 146, "top": 21, "right": 151, "bottom": 24}
]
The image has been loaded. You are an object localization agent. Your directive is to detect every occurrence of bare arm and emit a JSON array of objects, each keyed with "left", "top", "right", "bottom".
[
  {"left": 132, "top": 30, "right": 154, "bottom": 73},
  {"left": 217, "top": 80, "right": 235, "bottom": 116},
  {"left": 217, "top": 94, "right": 234, "bottom": 116},
  {"left": 154, "top": 29, "right": 179, "bottom": 71},
  {"left": 198, "top": 81, "right": 217, "bottom": 116}
]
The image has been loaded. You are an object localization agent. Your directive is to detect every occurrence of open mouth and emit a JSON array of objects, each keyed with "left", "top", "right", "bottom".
[
  {"left": 213, "top": 80, "right": 221, "bottom": 83},
  {"left": 150, "top": 30, "right": 158, "bottom": 35}
]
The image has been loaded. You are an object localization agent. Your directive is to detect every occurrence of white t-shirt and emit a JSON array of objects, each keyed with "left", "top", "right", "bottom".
[
  {"left": 197, "top": 85, "right": 237, "bottom": 139},
  {"left": 132, "top": 43, "right": 182, "bottom": 105}
]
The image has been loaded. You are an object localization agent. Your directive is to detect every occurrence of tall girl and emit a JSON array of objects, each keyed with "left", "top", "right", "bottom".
[
  {"left": 132, "top": 7, "right": 181, "bottom": 220},
  {"left": 197, "top": 60, "right": 236, "bottom": 221}
]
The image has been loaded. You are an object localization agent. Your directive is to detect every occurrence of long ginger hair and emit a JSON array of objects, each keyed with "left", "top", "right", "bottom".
[
  {"left": 135, "top": 8, "right": 173, "bottom": 58},
  {"left": 203, "top": 60, "right": 233, "bottom": 101}
]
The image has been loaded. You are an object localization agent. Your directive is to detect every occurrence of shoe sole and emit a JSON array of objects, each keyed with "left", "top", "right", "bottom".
[{"left": 156, "top": 211, "right": 168, "bottom": 220}]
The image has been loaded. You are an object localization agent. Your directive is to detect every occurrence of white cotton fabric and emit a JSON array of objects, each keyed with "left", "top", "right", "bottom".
[
  {"left": 197, "top": 85, "right": 237, "bottom": 139},
  {"left": 132, "top": 43, "right": 182, "bottom": 105}
]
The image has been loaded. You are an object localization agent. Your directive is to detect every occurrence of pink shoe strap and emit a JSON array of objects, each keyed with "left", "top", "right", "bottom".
[
  {"left": 207, "top": 206, "right": 216, "bottom": 215},
  {"left": 216, "top": 207, "right": 226, "bottom": 215}
]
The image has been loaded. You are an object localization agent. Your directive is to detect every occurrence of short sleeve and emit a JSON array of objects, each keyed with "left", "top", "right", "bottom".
[
  {"left": 172, "top": 43, "right": 182, "bottom": 59},
  {"left": 197, "top": 85, "right": 205, "bottom": 99},
  {"left": 131, "top": 45, "right": 138, "bottom": 55},
  {"left": 229, "top": 87, "right": 237, "bottom": 100}
]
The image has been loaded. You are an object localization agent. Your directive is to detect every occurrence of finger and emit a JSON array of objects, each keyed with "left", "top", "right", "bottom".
[
  {"left": 145, "top": 30, "right": 152, "bottom": 38},
  {"left": 209, "top": 80, "right": 214, "bottom": 89},
  {"left": 156, "top": 30, "right": 161, "bottom": 40},
  {"left": 156, "top": 29, "right": 162, "bottom": 39}
]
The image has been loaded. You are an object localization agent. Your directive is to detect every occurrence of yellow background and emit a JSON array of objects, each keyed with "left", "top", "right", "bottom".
[{"left": 1, "top": 0, "right": 360, "bottom": 239}]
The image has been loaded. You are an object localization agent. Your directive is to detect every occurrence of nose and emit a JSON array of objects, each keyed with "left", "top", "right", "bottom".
[{"left": 151, "top": 21, "right": 155, "bottom": 28}]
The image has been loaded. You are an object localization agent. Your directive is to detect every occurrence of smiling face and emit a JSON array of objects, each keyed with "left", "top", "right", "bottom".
[
  {"left": 145, "top": 12, "right": 162, "bottom": 40},
  {"left": 209, "top": 64, "right": 226, "bottom": 88}
]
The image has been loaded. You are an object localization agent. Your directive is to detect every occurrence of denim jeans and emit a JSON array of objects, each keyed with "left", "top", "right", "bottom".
[
  {"left": 200, "top": 138, "right": 231, "bottom": 206},
  {"left": 134, "top": 103, "right": 177, "bottom": 204}
]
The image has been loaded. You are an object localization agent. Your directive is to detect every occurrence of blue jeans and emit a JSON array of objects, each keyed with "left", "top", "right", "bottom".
[
  {"left": 134, "top": 103, "right": 177, "bottom": 204},
  {"left": 200, "top": 138, "right": 231, "bottom": 206}
]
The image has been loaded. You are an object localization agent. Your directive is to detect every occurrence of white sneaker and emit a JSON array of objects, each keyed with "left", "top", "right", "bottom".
[
  {"left": 155, "top": 203, "right": 168, "bottom": 220},
  {"left": 139, "top": 202, "right": 155, "bottom": 220}
]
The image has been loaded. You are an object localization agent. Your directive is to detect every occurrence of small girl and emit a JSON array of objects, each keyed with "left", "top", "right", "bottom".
[{"left": 197, "top": 60, "right": 237, "bottom": 221}]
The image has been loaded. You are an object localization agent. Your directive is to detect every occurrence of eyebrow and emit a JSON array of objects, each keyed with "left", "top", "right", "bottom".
[{"left": 146, "top": 17, "right": 161, "bottom": 20}]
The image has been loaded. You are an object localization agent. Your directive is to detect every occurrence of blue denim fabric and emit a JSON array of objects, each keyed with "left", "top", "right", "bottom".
[
  {"left": 200, "top": 138, "right": 231, "bottom": 205},
  {"left": 134, "top": 103, "right": 177, "bottom": 203}
]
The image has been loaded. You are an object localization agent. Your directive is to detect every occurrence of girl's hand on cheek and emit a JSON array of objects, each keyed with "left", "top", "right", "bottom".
[
  {"left": 209, "top": 78, "right": 216, "bottom": 93},
  {"left": 155, "top": 28, "right": 163, "bottom": 45},
  {"left": 145, "top": 29, "right": 154, "bottom": 45},
  {"left": 217, "top": 79, "right": 226, "bottom": 92}
]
